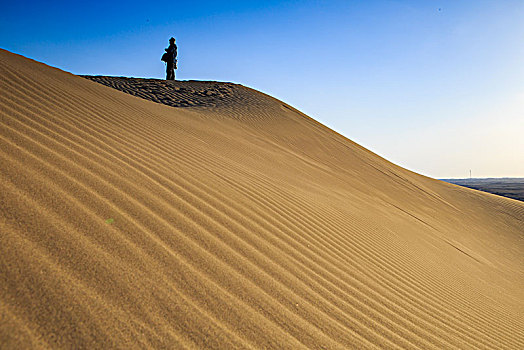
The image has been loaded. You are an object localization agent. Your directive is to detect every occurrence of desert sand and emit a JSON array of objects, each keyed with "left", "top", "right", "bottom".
[{"left": 1, "top": 48, "right": 523, "bottom": 349}]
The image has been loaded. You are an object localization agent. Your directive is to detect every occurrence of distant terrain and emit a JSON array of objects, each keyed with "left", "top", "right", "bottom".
[{"left": 442, "top": 178, "right": 524, "bottom": 202}]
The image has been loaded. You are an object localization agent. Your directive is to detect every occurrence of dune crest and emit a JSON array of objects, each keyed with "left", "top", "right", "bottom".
[{"left": 1, "top": 49, "right": 523, "bottom": 349}]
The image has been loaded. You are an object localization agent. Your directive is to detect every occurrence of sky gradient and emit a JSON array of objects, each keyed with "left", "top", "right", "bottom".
[{"left": 2, "top": 0, "right": 523, "bottom": 178}]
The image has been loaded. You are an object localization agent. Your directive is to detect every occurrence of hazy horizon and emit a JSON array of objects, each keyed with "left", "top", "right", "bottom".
[{"left": 2, "top": 0, "right": 523, "bottom": 178}]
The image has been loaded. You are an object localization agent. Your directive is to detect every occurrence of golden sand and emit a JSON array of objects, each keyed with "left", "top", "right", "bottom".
[{"left": 1, "top": 49, "right": 523, "bottom": 349}]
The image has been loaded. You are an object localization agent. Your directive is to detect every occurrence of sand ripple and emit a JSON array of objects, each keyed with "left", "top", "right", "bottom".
[{"left": 1, "top": 49, "right": 523, "bottom": 349}]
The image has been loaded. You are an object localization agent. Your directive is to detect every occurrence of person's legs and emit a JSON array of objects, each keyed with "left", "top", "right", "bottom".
[{"left": 166, "top": 63, "right": 174, "bottom": 80}]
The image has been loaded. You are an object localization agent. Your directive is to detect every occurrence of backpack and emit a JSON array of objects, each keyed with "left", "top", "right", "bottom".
[{"left": 161, "top": 52, "right": 170, "bottom": 62}]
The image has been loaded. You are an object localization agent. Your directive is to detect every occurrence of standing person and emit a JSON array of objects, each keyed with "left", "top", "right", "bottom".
[{"left": 162, "top": 37, "right": 177, "bottom": 80}]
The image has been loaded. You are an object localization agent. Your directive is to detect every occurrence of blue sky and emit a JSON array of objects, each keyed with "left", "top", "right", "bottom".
[{"left": 2, "top": 0, "right": 523, "bottom": 178}]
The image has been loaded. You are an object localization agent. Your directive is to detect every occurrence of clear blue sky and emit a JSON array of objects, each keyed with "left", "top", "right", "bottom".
[{"left": 2, "top": 0, "right": 523, "bottom": 178}]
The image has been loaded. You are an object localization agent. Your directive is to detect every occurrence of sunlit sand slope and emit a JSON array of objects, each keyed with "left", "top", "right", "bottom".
[{"left": 1, "top": 49, "right": 523, "bottom": 349}]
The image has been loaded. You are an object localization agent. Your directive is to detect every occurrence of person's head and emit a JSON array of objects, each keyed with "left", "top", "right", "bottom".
[{"left": 169, "top": 37, "right": 175, "bottom": 44}]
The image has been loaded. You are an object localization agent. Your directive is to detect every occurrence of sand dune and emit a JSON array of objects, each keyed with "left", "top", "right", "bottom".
[{"left": 1, "top": 48, "right": 523, "bottom": 349}]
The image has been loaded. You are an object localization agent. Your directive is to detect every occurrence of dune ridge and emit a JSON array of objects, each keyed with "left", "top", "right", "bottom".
[{"left": 1, "top": 49, "right": 523, "bottom": 349}]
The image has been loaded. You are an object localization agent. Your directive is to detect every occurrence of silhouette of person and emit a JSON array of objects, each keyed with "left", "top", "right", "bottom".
[{"left": 164, "top": 37, "right": 177, "bottom": 80}]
